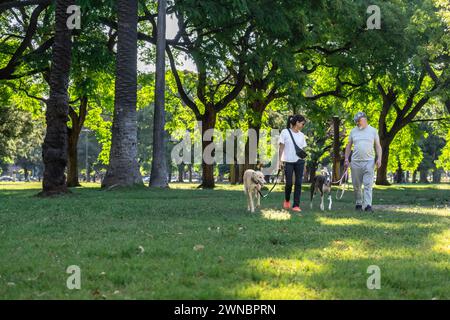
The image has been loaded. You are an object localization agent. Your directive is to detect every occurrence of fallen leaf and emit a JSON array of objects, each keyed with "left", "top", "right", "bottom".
[{"left": 193, "top": 244, "right": 204, "bottom": 251}]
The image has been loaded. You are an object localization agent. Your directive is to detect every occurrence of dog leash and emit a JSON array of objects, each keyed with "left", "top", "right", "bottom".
[
  {"left": 332, "top": 165, "right": 349, "bottom": 200},
  {"left": 257, "top": 169, "right": 281, "bottom": 199}
]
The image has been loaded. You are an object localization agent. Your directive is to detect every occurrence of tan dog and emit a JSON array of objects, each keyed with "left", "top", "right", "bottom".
[{"left": 243, "top": 169, "right": 266, "bottom": 212}]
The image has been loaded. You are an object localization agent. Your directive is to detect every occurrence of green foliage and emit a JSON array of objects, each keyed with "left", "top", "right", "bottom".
[
  {"left": 388, "top": 125, "right": 423, "bottom": 172},
  {"left": 436, "top": 129, "right": 450, "bottom": 170},
  {"left": 418, "top": 123, "right": 447, "bottom": 172},
  {"left": 0, "top": 105, "right": 43, "bottom": 168}
]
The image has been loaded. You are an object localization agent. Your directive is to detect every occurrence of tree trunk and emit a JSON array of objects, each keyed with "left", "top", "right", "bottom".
[
  {"left": 419, "top": 169, "right": 429, "bottom": 183},
  {"left": 188, "top": 164, "right": 192, "bottom": 182},
  {"left": 240, "top": 113, "right": 262, "bottom": 182},
  {"left": 66, "top": 97, "right": 87, "bottom": 187},
  {"left": 395, "top": 163, "right": 403, "bottom": 184},
  {"left": 432, "top": 169, "right": 441, "bottom": 183},
  {"left": 229, "top": 164, "right": 236, "bottom": 184},
  {"left": 40, "top": 0, "right": 74, "bottom": 196},
  {"left": 67, "top": 128, "right": 80, "bottom": 187},
  {"left": 375, "top": 137, "right": 391, "bottom": 185},
  {"left": 102, "top": 0, "right": 142, "bottom": 188},
  {"left": 412, "top": 170, "right": 417, "bottom": 183},
  {"left": 198, "top": 110, "right": 216, "bottom": 189},
  {"left": 178, "top": 164, "right": 184, "bottom": 182},
  {"left": 332, "top": 116, "right": 341, "bottom": 182},
  {"left": 150, "top": 0, "right": 168, "bottom": 188},
  {"left": 238, "top": 164, "right": 245, "bottom": 184}
]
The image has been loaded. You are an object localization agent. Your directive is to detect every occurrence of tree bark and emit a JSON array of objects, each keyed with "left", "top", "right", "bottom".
[
  {"left": 376, "top": 137, "right": 391, "bottom": 185},
  {"left": 240, "top": 115, "right": 262, "bottom": 182},
  {"left": 332, "top": 116, "right": 341, "bottom": 182},
  {"left": 394, "top": 163, "right": 403, "bottom": 184},
  {"left": 197, "top": 109, "right": 216, "bottom": 189},
  {"left": 178, "top": 164, "right": 184, "bottom": 182},
  {"left": 40, "top": 0, "right": 74, "bottom": 196},
  {"left": 229, "top": 164, "right": 236, "bottom": 184},
  {"left": 188, "top": 164, "right": 192, "bottom": 182},
  {"left": 102, "top": 0, "right": 142, "bottom": 188},
  {"left": 66, "top": 97, "right": 87, "bottom": 187},
  {"left": 67, "top": 128, "right": 80, "bottom": 187},
  {"left": 419, "top": 169, "right": 429, "bottom": 183},
  {"left": 432, "top": 169, "right": 441, "bottom": 183},
  {"left": 150, "top": 0, "right": 168, "bottom": 188}
]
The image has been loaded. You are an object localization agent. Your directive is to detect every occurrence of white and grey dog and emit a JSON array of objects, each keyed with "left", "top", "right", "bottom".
[
  {"left": 310, "top": 168, "right": 333, "bottom": 211},
  {"left": 243, "top": 169, "right": 266, "bottom": 212}
]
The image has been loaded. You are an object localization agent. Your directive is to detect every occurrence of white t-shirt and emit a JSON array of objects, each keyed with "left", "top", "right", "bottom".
[
  {"left": 279, "top": 128, "right": 307, "bottom": 163},
  {"left": 349, "top": 125, "right": 379, "bottom": 161}
]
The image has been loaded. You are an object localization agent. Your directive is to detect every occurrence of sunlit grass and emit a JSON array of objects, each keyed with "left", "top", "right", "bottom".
[
  {"left": 431, "top": 229, "right": 450, "bottom": 254},
  {"left": 261, "top": 209, "right": 292, "bottom": 221},
  {"left": 316, "top": 217, "right": 365, "bottom": 226}
]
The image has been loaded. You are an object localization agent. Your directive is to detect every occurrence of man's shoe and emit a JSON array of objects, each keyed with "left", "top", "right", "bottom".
[
  {"left": 283, "top": 200, "right": 290, "bottom": 209},
  {"left": 355, "top": 205, "right": 363, "bottom": 211},
  {"left": 292, "top": 206, "right": 302, "bottom": 212},
  {"left": 364, "top": 205, "right": 374, "bottom": 212}
]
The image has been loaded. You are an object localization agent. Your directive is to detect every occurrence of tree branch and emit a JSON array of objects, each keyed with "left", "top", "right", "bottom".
[
  {"left": 410, "top": 117, "right": 450, "bottom": 123},
  {"left": 166, "top": 45, "right": 200, "bottom": 118},
  {"left": 0, "top": 0, "right": 50, "bottom": 13},
  {"left": 0, "top": 3, "right": 48, "bottom": 79}
]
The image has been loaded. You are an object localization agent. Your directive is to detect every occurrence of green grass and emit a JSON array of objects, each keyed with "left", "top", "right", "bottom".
[{"left": 0, "top": 181, "right": 449, "bottom": 299}]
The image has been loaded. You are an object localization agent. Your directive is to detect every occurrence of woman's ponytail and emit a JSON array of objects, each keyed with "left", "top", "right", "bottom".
[{"left": 286, "top": 115, "right": 293, "bottom": 128}]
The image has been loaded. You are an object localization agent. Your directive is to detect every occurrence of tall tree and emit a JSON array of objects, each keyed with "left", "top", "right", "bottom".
[
  {"left": 39, "top": 0, "right": 74, "bottom": 196},
  {"left": 67, "top": 96, "right": 87, "bottom": 187},
  {"left": 375, "top": 64, "right": 446, "bottom": 185},
  {"left": 150, "top": 0, "right": 168, "bottom": 188},
  {"left": 102, "top": 0, "right": 143, "bottom": 188}
]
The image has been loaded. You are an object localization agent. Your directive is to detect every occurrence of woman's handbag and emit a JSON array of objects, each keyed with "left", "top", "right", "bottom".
[{"left": 287, "top": 128, "right": 307, "bottom": 159}]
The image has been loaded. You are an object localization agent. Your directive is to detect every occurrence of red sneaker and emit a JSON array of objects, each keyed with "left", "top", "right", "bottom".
[
  {"left": 292, "top": 206, "right": 302, "bottom": 212},
  {"left": 283, "top": 200, "right": 290, "bottom": 209}
]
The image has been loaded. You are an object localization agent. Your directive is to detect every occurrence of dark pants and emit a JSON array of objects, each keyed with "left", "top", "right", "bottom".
[{"left": 284, "top": 159, "right": 305, "bottom": 207}]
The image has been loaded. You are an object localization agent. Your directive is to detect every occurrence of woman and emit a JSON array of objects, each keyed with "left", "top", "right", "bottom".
[{"left": 278, "top": 114, "right": 307, "bottom": 212}]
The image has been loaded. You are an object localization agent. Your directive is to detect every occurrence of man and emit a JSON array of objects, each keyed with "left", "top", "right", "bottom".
[{"left": 344, "top": 112, "right": 382, "bottom": 212}]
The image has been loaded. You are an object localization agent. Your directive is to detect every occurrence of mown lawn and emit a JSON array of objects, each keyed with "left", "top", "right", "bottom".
[{"left": 0, "top": 182, "right": 449, "bottom": 299}]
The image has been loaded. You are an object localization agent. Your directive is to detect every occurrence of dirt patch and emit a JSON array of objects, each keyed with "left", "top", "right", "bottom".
[{"left": 374, "top": 204, "right": 412, "bottom": 210}]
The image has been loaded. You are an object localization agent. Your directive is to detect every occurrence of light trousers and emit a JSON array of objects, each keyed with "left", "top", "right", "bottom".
[{"left": 351, "top": 160, "right": 375, "bottom": 208}]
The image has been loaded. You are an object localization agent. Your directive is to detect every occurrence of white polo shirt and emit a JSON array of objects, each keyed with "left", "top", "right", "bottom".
[{"left": 279, "top": 128, "right": 307, "bottom": 163}]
